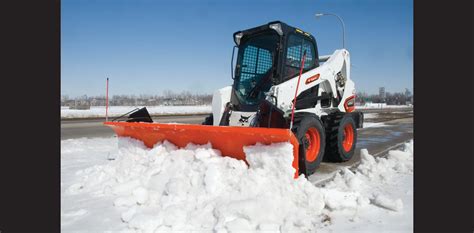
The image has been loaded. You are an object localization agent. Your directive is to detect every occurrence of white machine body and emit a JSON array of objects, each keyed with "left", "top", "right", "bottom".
[{"left": 211, "top": 49, "right": 355, "bottom": 127}]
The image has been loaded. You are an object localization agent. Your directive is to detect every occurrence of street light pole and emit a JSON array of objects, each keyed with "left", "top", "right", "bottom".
[{"left": 315, "top": 13, "right": 346, "bottom": 49}]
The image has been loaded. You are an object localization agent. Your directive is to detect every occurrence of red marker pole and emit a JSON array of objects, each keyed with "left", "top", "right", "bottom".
[
  {"left": 290, "top": 50, "right": 307, "bottom": 130},
  {"left": 106, "top": 77, "right": 109, "bottom": 122}
]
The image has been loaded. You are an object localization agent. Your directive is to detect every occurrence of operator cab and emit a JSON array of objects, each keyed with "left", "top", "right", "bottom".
[{"left": 231, "top": 21, "right": 320, "bottom": 111}]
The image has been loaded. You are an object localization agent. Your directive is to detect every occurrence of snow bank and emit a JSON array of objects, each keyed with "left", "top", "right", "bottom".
[
  {"left": 323, "top": 142, "right": 413, "bottom": 211},
  {"left": 63, "top": 138, "right": 413, "bottom": 232},
  {"left": 318, "top": 140, "right": 413, "bottom": 232},
  {"left": 61, "top": 105, "right": 211, "bottom": 119},
  {"left": 65, "top": 139, "right": 325, "bottom": 232}
]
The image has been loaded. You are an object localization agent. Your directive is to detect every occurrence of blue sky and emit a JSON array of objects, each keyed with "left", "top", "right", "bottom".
[{"left": 61, "top": 0, "right": 413, "bottom": 97}]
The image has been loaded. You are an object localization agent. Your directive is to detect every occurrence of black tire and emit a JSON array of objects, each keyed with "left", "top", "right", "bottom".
[
  {"left": 325, "top": 114, "right": 357, "bottom": 162},
  {"left": 202, "top": 114, "right": 213, "bottom": 125},
  {"left": 293, "top": 115, "right": 326, "bottom": 176}
]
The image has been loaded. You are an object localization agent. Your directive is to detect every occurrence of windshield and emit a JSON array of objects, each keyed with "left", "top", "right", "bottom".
[{"left": 234, "top": 32, "right": 279, "bottom": 106}]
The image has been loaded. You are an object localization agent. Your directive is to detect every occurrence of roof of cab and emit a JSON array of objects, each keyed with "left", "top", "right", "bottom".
[{"left": 233, "top": 21, "right": 315, "bottom": 45}]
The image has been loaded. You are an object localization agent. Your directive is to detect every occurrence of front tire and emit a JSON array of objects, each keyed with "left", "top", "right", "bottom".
[
  {"left": 325, "top": 114, "right": 357, "bottom": 162},
  {"left": 293, "top": 116, "right": 326, "bottom": 176}
]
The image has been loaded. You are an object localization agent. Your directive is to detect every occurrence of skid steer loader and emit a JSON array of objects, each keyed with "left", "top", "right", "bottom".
[{"left": 105, "top": 21, "right": 363, "bottom": 177}]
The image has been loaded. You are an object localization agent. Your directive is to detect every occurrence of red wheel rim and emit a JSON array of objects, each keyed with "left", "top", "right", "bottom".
[
  {"left": 304, "top": 127, "right": 320, "bottom": 162},
  {"left": 342, "top": 123, "right": 354, "bottom": 152}
]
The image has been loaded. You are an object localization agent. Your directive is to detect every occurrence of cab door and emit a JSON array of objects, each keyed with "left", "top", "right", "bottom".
[{"left": 282, "top": 33, "right": 319, "bottom": 82}]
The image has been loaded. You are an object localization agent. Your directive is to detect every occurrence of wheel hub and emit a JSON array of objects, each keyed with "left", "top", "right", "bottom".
[
  {"left": 342, "top": 123, "right": 354, "bottom": 152},
  {"left": 304, "top": 127, "right": 320, "bottom": 162}
]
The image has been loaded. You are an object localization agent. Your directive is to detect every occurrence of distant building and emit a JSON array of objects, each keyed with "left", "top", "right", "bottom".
[
  {"left": 379, "top": 87, "right": 386, "bottom": 102},
  {"left": 405, "top": 88, "right": 413, "bottom": 105}
]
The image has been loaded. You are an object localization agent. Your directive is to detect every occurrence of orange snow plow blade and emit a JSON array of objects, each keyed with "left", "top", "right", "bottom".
[{"left": 104, "top": 122, "right": 300, "bottom": 177}]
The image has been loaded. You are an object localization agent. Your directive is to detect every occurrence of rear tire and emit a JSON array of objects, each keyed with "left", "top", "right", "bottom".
[
  {"left": 293, "top": 115, "right": 326, "bottom": 176},
  {"left": 325, "top": 114, "right": 357, "bottom": 162},
  {"left": 202, "top": 114, "right": 213, "bottom": 125}
]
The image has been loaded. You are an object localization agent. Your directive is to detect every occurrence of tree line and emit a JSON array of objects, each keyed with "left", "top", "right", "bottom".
[
  {"left": 61, "top": 89, "right": 413, "bottom": 108},
  {"left": 356, "top": 90, "right": 413, "bottom": 105},
  {"left": 61, "top": 90, "right": 213, "bottom": 107}
]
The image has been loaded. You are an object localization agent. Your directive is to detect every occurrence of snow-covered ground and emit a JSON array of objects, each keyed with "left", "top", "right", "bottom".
[
  {"left": 363, "top": 113, "right": 378, "bottom": 119},
  {"left": 61, "top": 105, "right": 212, "bottom": 119},
  {"left": 62, "top": 136, "right": 413, "bottom": 232},
  {"left": 363, "top": 122, "right": 389, "bottom": 128}
]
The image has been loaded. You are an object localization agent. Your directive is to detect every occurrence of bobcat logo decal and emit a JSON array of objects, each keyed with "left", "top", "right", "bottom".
[{"left": 239, "top": 115, "right": 251, "bottom": 123}]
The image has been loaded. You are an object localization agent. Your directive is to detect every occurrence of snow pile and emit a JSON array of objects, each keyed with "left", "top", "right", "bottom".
[
  {"left": 322, "top": 141, "right": 413, "bottom": 211},
  {"left": 66, "top": 139, "right": 325, "bottom": 232},
  {"left": 61, "top": 105, "right": 211, "bottom": 119},
  {"left": 63, "top": 138, "right": 413, "bottom": 232},
  {"left": 318, "top": 140, "right": 413, "bottom": 232}
]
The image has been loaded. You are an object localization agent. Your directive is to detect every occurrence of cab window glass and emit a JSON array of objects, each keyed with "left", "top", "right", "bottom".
[{"left": 284, "top": 34, "right": 316, "bottom": 80}]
